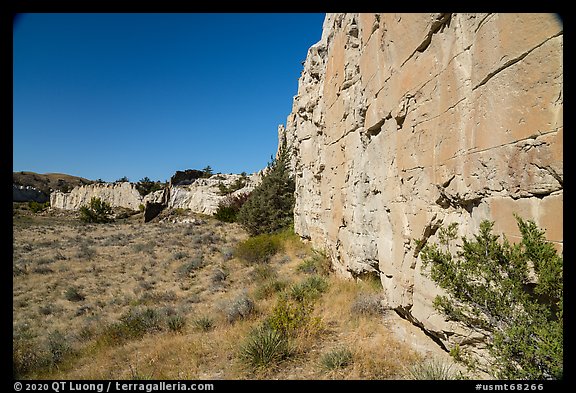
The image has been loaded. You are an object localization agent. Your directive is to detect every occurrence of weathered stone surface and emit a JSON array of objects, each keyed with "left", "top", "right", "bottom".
[
  {"left": 283, "top": 13, "right": 563, "bottom": 358},
  {"left": 167, "top": 174, "right": 260, "bottom": 215},
  {"left": 50, "top": 173, "right": 261, "bottom": 216},
  {"left": 50, "top": 182, "right": 143, "bottom": 211}
]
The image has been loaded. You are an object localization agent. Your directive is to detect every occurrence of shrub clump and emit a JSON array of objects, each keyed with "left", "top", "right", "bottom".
[
  {"left": 419, "top": 216, "right": 563, "bottom": 380},
  {"left": 214, "top": 192, "right": 251, "bottom": 223},
  {"left": 235, "top": 233, "right": 282, "bottom": 264},
  {"left": 100, "top": 307, "right": 164, "bottom": 345},
  {"left": 321, "top": 347, "right": 353, "bottom": 370},
  {"left": 79, "top": 197, "right": 113, "bottom": 223},
  {"left": 264, "top": 295, "right": 322, "bottom": 338},
  {"left": 136, "top": 177, "right": 165, "bottom": 197},
  {"left": 239, "top": 326, "right": 291, "bottom": 370},
  {"left": 28, "top": 201, "right": 50, "bottom": 213},
  {"left": 350, "top": 293, "right": 386, "bottom": 316},
  {"left": 223, "top": 292, "right": 256, "bottom": 324},
  {"left": 289, "top": 275, "right": 328, "bottom": 303}
]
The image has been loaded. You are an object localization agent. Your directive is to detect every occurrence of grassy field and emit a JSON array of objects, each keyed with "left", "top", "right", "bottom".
[{"left": 13, "top": 204, "right": 462, "bottom": 380}]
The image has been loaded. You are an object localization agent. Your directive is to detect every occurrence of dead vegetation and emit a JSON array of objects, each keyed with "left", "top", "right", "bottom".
[{"left": 13, "top": 204, "right": 460, "bottom": 380}]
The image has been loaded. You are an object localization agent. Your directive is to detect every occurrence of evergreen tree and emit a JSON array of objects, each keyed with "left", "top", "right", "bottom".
[{"left": 237, "top": 138, "right": 295, "bottom": 236}]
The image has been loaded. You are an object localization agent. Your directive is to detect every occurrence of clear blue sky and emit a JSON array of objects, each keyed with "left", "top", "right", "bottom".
[{"left": 13, "top": 13, "right": 325, "bottom": 183}]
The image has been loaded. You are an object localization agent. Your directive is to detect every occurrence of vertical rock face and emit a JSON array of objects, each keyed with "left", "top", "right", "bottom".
[
  {"left": 50, "top": 182, "right": 144, "bottom": 211},
  {"left": 284, "top": 13, "right": 563, "bottom": 353}
]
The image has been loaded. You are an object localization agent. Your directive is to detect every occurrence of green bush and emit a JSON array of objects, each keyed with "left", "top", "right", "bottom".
[
  {"left": 79, "top": 197, "right": 113, "bottom": 223},
  {"left": 235, "top": 234, "right": 282, "bottom": 264},
  {"left": 419, "top": 216, "right": 562, "bottom": 379},
  {"left": 13, "top": 324, "right": 47, "bottom": 378},
  {"left": 264, "top": 295, "right": 317, "bottom": 338},
  {"left": 213, "top": 193, "right": 250, "bottom": 223},
  {"left": 28, "top": 201, "right": 50, "bottom": 213},
  {"left": 236, "top": 136, "right": 295, "bottom": 236},
  {"left": 47, "top": 330, "right": 72, "bottom": 366},
  {"left": 177, "top": 255, "right": 204, "bottom": 278},
  {"left": 254, "top": 279, "right": 288, "bottom": 300}
]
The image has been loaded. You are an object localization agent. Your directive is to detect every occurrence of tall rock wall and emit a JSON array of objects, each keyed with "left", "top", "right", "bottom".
[{"left": 284, "top": 13, "right": 563, "bottom": 354}]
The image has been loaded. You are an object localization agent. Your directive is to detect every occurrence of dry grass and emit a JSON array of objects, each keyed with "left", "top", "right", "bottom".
[{"left": 13, "top": 204, "right": 461, "bottom": 380}]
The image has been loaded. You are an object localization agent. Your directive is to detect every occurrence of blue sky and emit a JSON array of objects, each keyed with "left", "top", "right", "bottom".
[{"left": 13, "top": 13, "right": 325, "bottom": 182}]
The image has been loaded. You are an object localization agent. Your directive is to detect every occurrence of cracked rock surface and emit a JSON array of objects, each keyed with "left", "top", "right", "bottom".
[{"left": 282, "top": 13, "right": 563, "bottom": 361}]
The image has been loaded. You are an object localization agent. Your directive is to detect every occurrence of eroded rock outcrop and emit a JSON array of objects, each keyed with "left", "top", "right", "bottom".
[
  {"left": 50, "top": 174, "right": 261, "bottom": 217},
  {"left": 50, "top": 182, "right": 143, "bottom": 211},
  {"left": 284, "top": 13, "right": 563, "bottom": 360}
]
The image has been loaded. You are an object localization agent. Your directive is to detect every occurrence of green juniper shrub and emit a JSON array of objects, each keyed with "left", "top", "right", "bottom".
[
  {"left": 79, "top": 197, "right": 113, "bottom": 223},
  {"left": 419, "top": 215, "right": 563, "bottom": 380},
  {"left": 28, "top": 201, "right": 50, "bottom": 213},
  {"left": 201, "top": 166, "right": 213, "bottom": 178},
  {"left": 217, "top": 178, "right": 247, "bottom": 196}
]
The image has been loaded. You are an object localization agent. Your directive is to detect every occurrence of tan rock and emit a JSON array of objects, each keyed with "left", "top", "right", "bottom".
[{"left": 282, "top": 12, "right": 563, "bottom": 362}]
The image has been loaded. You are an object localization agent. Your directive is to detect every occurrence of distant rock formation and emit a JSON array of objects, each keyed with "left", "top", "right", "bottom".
[
  {"left": 282, "top": 13, "right": 563, "bottom": 361},
  {"left": 51, "top": 182, "right": 143, "bottom": 211},
  {"left": 50, "top": 173, "right": 261, "bottom": 219}
]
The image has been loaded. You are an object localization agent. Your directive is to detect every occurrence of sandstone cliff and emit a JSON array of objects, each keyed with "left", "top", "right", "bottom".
[
  {"left": 50, "top": 174, "right": 260, "bottom": 216},
  {"left": 283, "top": 13, "right": 562, "bottom": 357}
]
